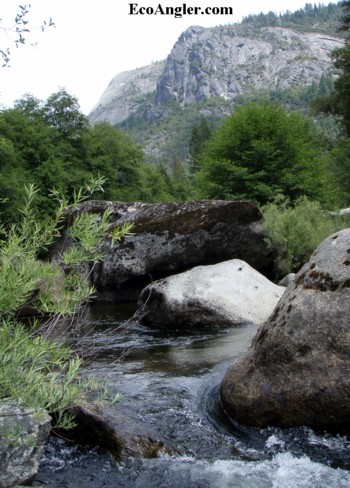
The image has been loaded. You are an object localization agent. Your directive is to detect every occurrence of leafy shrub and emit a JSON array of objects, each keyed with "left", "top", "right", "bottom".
[
  {"left": 0, "top": 319, "right": 102, "bottom": 429},
  {"left": 262, "top": 195, "right": 350, "bottom": 278},
  {"left": 0, "top": 177, "right": 130, "bottom": 428}
]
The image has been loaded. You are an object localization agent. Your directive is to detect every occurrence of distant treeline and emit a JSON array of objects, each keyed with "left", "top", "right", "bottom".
[{"left": 242, "top": 2, "right": 343, "bottom": 35}]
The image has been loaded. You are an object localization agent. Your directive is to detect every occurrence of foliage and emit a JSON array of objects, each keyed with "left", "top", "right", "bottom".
[
  {"left": 312, "top": 2, "right": 350, "bottom": 136},
  {"left": 0, "top": 90, "right": 155, "bottom": 221},
  {"left": 331, "top": 41, "right": 350, "bottom": 136},
  {"left": 118, "top": 76, "right": 337, "bottom": 178},
  {"left": 326, "top": 137, "right": 350, "bottom": 206},
  {"left": 241, "top": 2, "right": 343, "bottom": 36},
  {"left": 0, "top": 178, "right": 110, "bottom": 318},
  {"left": 195, "top": 102, "right": 332, "bottom": 205},
  {"left": 262, "top": 195, "right": 350, "bottom": 277},
  {"left": 81, "top": 121, "right": 145, "bottom": 202},
  {"left": 188, "top": 116, "right": 212, "bottom": 174},
  {"left": 0, "top": 4, "right": 55, "bottom": 67},
  {"left": 0, "top": 319, "right": 96, "bottom": 430},
  {"left": 119, "top": 97, "right": 225, "bottom": 169},
  {"left": 0, "top": 178, "right": 130, "bottom": 428},
  {"left": 308, "top": 2, "right": 350, "bottom": 207}
]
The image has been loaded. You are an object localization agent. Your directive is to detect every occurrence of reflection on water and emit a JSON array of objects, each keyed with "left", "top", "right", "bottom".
[
  {"left": 37, "top": 302, "right": 350, "bottom": 487},
  {"left": 80, "top": 302, "right": 260, "bottom": 375}
]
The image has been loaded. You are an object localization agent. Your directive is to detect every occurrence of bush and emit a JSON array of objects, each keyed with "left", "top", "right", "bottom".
[
  {"left": 0, "top": 178, "right": 129, "bottom": 428},
  {"left": 0, "top": 319, "right": 103, "bottom": 429},
  {"left": 262, "top": 195, "right": 350, "bottom": 278}
]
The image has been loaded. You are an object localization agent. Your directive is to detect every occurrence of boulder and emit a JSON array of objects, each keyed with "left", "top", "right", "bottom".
[
  {"left": 51, "top": 200, "right": 275, "bottom": 301},
  {"left": 220, "top": 228, "right": 350, "bottom": 433},
  {"left": 138, "top": 259, "right": 284, "bottom": 328},
  {"left": 62, "top": 402, "right": 171, "bottom": 460},
  {"left": 278, "top": 273, "right": 296, "bottom": 287},
  {"left": 0, "top": 400, "right": 51, "bottom": 488}
]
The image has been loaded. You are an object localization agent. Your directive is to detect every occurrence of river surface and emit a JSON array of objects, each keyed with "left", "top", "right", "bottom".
[{"left": 37, "top": 303, "right": 350, "bottom": 487}]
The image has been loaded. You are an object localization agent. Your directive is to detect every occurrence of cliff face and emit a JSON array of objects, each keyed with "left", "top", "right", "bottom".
[
  {"left": 89, "top": 24, "right": 343, "bottom": 125},
  {"left": 155, "top": 25, "right": 343, "bottom": 105},
  {"left": 89, "top": 61, "right": 165, "bottom": 124}
]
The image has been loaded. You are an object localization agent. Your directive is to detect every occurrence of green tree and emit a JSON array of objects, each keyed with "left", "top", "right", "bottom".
[
  {"left": 0, "top": 91, "right": 149, "bottom": 221},
  {"left": 166, "top": 157, "right": 192, "bottom": 200},
  {"left": 42, "top": 88, "right": 88, "bottom": 136},
  {"left": 310, "top": 1, "right": 350, "bottom": 207},
  {"left": 312, "top": 1, "right": 350, "bottom": 136},
  {"left": 327, "top": 137, "right": 350, "bottom": 206},
  {"left": 189, "top": 116, "right": 212, "bottom": 174},
  {"left": 137, "top": 163, "right": 173, "bottom": 202},
  {"left": 196, "top": 102, "right": 330, "bottom": 205},
  {"left": 81, "top": 121, "right": 145, "bottom": 201}
]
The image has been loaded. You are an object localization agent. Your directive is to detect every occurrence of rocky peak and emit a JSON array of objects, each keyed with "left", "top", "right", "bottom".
[
  {"left": 90, "top": 61, "right": 165, "bottom": 124},
  {"left": 89, "top": 24, "right": 343, "bottom": 126},
  {"left": 154, "top": 24, "right": 343, "bottom": 106}
]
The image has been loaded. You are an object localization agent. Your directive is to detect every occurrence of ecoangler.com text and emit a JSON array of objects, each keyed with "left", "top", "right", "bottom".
[{"left": 128, "top": 3, "right": 233, "bottom": 18}]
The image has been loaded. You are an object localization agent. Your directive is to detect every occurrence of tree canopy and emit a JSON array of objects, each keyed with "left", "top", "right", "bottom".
[
  {"left": 0, "top": 89, "right": 192, "bottom": 223},
  {"left": 195, "top": 102, "right": 332, "bottom": 205}
]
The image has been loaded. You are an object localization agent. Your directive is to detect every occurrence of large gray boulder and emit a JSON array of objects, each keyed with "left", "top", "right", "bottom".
[
  {"left": 0, "top": 400, "right": 51, "bottom": 488},
  {"left": 52, "top": 200, "right": 275, "bottom": 301},
  {"left": 220, "top": 228, "right": 350, "bottom": 433},
  {"left": 138, "top": 259, "right": 284, "bottom": 328}
]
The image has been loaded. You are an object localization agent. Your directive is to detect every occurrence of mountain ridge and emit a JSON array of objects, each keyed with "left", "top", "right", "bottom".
[
  {"left": 90, "top": 23, "right": 343, "bottom": 126},
  {"left": 88, "top": 3, "right": 345, "bottom": 166}
]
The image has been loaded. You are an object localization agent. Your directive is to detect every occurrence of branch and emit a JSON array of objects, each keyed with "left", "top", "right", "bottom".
[{"left": 0, "top": 4, "right": 55, "bottom": 67}]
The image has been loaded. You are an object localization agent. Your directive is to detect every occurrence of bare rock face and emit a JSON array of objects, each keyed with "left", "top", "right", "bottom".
[
  {"left": 155, "top": 25, "right": 342, "bottom": 106},
  {"left": 89, "top": 61, "right": 165, "bottom": 124},
  {"left": 52, "top": 199, "right": 275, "bottom": 301},
  {"left": 138, "top": 259, "right": 284, "bottom": 328},
  {"left": 90, "top": 24, "right": 343, "bottom": 125},
  {"left": 0, "top": 400, "right": 51, "bottom": 488},
  {"left": 220, "top": 228, "right": 350, "bottom": 433}
]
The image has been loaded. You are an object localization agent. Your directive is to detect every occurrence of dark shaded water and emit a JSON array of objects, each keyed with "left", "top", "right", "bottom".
[{"left": 37, "top": 303, "right": 350, "bottom": 487}]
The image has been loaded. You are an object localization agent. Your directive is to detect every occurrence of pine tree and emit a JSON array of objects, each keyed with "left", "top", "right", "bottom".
[{"left": 189, "top": 117, "right": 212, "bottom": 174}]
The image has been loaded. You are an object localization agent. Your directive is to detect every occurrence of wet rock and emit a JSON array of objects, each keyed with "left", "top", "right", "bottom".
[
  {"left": 63, "top": 402, "right": 171, "bottom": 460},
  {"left": 0, "top": 400, "right": 51, "bottom": 488},
  {"left": 138, "top": 259, "right": 284, "bottom": 328},
  {"left": 51, "top": 199, "right": 275, "bottom": 302},
  {"left": 220, "top": 228, "right": 350, "bottom": 433}
]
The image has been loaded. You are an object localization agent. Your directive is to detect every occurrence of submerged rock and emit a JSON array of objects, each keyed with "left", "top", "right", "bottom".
[
  {"left": 0, "top": 400, "right": 51, "bottom": 488},
  {"left": 220, "top": 228, "right": 350, "bottom": 433},
  {"left": 63, "top": 402, "right": 171, "bottom": 460},
  {"left": 52, "top": 199, "right": 275, "bottom": 301},
  {"left": 138, "top": 259, "right": 284, "bottom": 328}
]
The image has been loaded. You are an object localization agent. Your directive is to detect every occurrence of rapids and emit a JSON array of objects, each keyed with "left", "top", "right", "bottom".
[{"left": 37, "top": 303, "right": 350, "bottom": 487}]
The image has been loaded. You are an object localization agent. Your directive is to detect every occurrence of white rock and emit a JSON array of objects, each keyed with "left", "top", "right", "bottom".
[{"left": 138, "top": 259, "right": 285, "bottom": 328}]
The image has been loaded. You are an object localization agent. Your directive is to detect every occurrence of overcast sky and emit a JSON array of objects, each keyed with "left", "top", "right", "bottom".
[{"left": 0, "top": 0, "right": 310, "bottom": 114}]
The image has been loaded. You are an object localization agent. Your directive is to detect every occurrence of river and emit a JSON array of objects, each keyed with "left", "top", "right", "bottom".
[{"left": 37, "top": 303, "right": 350, "bottom": 487}]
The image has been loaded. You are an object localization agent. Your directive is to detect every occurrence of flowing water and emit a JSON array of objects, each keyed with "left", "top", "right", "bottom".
[{"left": 37, "top": 303, "right": 350, "bottom": 487}]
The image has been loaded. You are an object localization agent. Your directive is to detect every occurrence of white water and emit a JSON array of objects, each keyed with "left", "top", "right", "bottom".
[{"left": 37, "top": 303, "right": 350, "bottom": 487}]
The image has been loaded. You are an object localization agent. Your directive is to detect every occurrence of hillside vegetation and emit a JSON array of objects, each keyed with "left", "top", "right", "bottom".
[{"left": 100, "top": 2, "right": 345, "bottom": 168}]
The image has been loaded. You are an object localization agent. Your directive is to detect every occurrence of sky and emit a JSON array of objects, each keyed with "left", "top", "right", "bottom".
[{"left": 0, "top": 0, "right": 311, "bottom": 114}]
